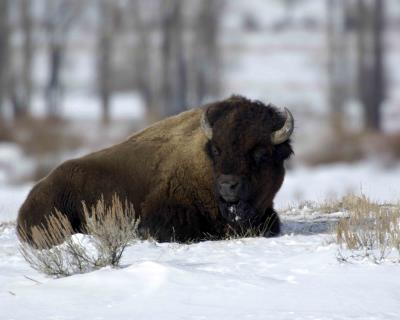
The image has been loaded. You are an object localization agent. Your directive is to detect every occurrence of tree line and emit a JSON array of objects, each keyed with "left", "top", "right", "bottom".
[
  {"left": 0, "top": 0, "right": 222, "bottom": 126},
  {"left": 0, "top": 0, "right": 389, "bottom": 133}
]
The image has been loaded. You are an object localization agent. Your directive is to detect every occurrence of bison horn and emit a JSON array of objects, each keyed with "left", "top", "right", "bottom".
[
  {"left": 201, "top": 111, "right": 213, "bottom": 140},
  {"left": 271, "top": 107, "right": 294, "bottom": 145}
]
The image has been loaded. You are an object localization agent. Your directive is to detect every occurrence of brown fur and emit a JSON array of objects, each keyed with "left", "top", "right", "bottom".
[{"left": 17, "top": 96, "right": 293, "bottom": 246}]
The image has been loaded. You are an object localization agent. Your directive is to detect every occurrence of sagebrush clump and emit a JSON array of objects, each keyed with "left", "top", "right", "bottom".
[
  {"left": 334, "top": 194, "right": 400, "bottom": 263},
  {"left": 19, "top": 194, "right": 139, "bottom": 277}
]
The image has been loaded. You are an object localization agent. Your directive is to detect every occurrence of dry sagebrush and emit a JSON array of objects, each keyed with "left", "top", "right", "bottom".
[
  {"left": 82, "top": 195, "right": 140, "bottom": 266},
  {"left": 19, "top": 194, "right": 140, "bottom": 277},
  {"left": 334, "top": 194, "right": 400, "bottom": 263}
]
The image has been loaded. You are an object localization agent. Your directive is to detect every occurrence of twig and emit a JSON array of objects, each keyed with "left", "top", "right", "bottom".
[{"left": 24, "top": 275, "right": 42, "bottom": 284}]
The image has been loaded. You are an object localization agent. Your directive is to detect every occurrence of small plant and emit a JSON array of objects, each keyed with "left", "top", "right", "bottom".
[
  {"left": 334, "top": 194, "right": 400, "bottom": 263},
  {"left": 82, "top": 195, "right": 140, "bottom": 266},
  {"left": 222, "top": 215, "right": 280, "bottom": 240},
  {"left": 19, "top": 194, "right": 140, "bottom": 277}
]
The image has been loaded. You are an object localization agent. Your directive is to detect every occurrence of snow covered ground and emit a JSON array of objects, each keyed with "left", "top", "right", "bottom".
[
  {"left": 1, "top": 212, "right": 399, "bottom": 320},
  {"left": 1, "top": 160, "right": 400, "bottom": 320}
]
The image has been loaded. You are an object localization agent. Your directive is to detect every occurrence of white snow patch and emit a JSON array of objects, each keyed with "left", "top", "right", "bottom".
[{"left": 0, "top": 185, "right": 31, "bottom": 223}]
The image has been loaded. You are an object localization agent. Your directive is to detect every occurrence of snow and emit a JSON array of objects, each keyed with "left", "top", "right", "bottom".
[
  {"left": 0, "top": 185, "right": 31, "bottom": 223},
  {"left": 1, "top": 219, "right": 400, "bottom": 320}
]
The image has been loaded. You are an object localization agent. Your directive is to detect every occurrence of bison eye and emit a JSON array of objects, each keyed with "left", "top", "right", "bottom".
[
  {"left": 252, "top": 147, "right": 268, "bottom": 164},
  {"left": 211, "top": 145, "right": 220, "bottom": 157}
]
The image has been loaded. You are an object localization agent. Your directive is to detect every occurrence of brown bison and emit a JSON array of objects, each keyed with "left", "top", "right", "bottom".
[{"left": 17, "top": 96, "right": 294, "bottom": 245}]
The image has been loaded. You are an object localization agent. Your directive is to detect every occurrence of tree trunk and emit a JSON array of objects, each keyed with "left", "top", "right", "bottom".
[
  {"left": 190, "top": 0, "right": 221, "bottom": 106},
  {"left": 46, "top": 43, "right": 63, "bottom": 119},
  {"left": 356, "top": 0, "right": 385, "bottom": 132},
  {"left": 327, "top": 0, "right": 349, "bottom": 133},
  {"left": 98, "top": 0, "right": 115, "bottom": 124},
  {"left": 369, "top": 0, "right": 384, "bottom": 130},
  {"left": 44, "top": 0, "right": 83, "bottom": 120},
  {"left": 20, "top": 0, "right": 33, "bottom": 118},
  {"left": 160, "top": 0, "right": 187, "bottom": 117},
  {"left": 10, "top": 0, "right": 33, "bottom": 120},
  {"left": 130, "top": 1, "right": 152, "bottom": 111},
  {"left": 0, "top": 0, "right": 10, "bottom": 123}
]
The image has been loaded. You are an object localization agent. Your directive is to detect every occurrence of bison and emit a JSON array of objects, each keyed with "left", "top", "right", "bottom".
[{"left": 17, "top": 95, "right": 294, "bottom": 246}]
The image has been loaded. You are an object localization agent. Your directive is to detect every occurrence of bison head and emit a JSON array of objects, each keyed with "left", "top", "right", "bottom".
[{"left": 201, "top": 96, "right": 294, "bottom": 224}]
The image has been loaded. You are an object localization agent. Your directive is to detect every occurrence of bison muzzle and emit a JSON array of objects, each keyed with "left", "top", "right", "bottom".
[{"left": 17, "top": 95, "right": 294, "bottom": 246}]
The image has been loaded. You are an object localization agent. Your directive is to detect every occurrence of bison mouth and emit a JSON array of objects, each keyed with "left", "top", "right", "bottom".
[{"left": 218, "top": 199, "right": 258, "bottom": 224}]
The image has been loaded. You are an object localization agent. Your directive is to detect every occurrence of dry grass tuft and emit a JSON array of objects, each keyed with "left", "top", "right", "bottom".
[
  {"left": 318, "top": 193, "right": 380, "bottom": 214},
  {"left": 19, "top": 194, "right": 140, "bottom": 277},
  {"left": 19, "top": 210, "right": 75, "bottom": 250},
  {"left": 222, "top": 215, "right": 280, "bottom": 240},
  {"left": 334, "top": 194, "right": 400, "bottom": 263}
]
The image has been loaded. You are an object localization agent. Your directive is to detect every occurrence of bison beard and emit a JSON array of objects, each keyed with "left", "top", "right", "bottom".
[
  {"left": 17, "top": 95, "right": 293, "bottom": 247},
  {"left": 219, "top": 200, "right": 258, "bottom": 223}
]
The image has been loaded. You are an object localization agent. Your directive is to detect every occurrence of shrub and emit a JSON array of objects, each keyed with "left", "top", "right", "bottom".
[
  {"left": 334, "top": 194, "right": 400, "bottom": 263},
  {"left": 19, "top": 194, "right": 140, "bottom": 277},
  {"left": 82, "top": 195, "right": 139, "bottom": 266}
]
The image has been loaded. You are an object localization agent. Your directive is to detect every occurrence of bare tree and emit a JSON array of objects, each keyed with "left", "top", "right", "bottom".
[
  {"left": 20, "top": 0, "right": 33, "bottom": 117},
  {"left": 127, "top": 0, "right": 222, "bottom": 120},
  {"left": 356, "top": 0, "right": 385, "bottom": 131},
  {"left": 326, "top": 0, "right": 352, "bottom": 132},
  {"left": 97, "top": 0, "right": 118, "bottom": 124},
  {"left": 0, "top": 0, "right": 10, "bottom": 124},
  {"left": 44, "top": 0, "right": 83, "bottom": 119},
  {"left": 10, "top": 0, "right": 34, "bottom": 119},
  {"left": 158, "top": 0, "right": 222, "bottom": 118},
  {"left": 129, "top": 0, "right": 156, "bottom": 117},
  {"left": 159, "top": 0, "right": 187, "bottom": 117},
  {"left": 189, "top": 0, "right": 221, "bottom": 106}
]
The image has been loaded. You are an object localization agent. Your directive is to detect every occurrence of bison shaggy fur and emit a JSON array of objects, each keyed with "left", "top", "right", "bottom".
[{"left": 17, "top": 96, "right": 294, "bottom": 246}]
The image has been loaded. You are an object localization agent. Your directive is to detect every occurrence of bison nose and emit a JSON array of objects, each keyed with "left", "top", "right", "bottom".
[{"left": 217, "top": 174, "right": 242, "bottom": 203}]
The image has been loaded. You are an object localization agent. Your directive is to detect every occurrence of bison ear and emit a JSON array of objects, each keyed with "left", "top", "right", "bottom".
[
  {"left": 200, "top": 110, "right": 213, "bottom": 140},
  {"left": 273, "top": 142, "right": 294, "bottom": 162}
]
